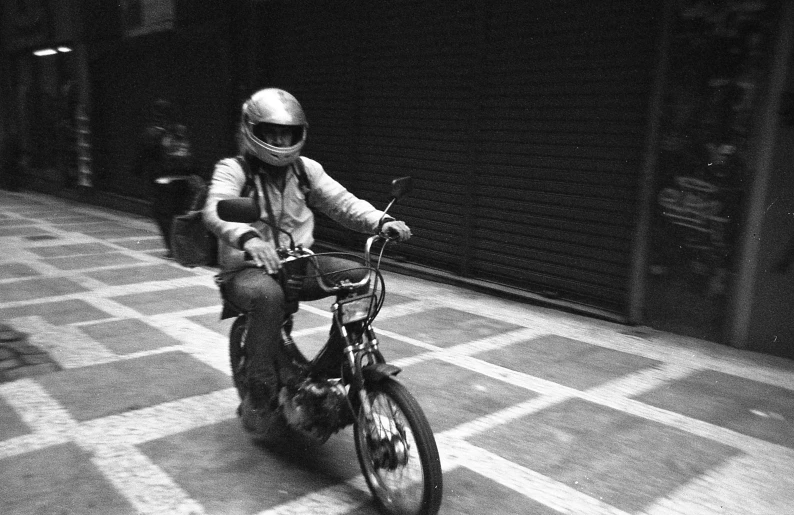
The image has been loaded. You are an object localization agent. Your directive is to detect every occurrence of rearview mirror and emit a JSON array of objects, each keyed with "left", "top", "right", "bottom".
[
  {"left": 390, "top": 176, "right": 413, "bottom": 201},
  {"left": 217, "top": 198, "right": 260, "bottom": 223}
]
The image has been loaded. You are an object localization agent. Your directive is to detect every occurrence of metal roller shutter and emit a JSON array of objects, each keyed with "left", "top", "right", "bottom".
[
  {"left": 259, "top": 0, "right": 661, "bottom": 315},
  {"left": 260, "top": 1, "right": 475, "bottom": 259},
  {"left": 472, "top": 1, "right": 660, "bottom": 313}
]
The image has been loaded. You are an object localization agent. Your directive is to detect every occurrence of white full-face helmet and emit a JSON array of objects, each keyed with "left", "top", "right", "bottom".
[{"left": 240, "top": 88, "right": 308, "bottom": 166}]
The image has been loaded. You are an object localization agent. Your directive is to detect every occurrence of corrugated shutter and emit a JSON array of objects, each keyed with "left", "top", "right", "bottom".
[
  {"left": 258, "top": 0, "right": 660, "bottom": 315},
  {"left": 354, "top": 3, "right": 478, "bottom": 272},
  {"left": 473, "top": 1, "right": 660, "bottom": 312},
  {"left": 259, "top": 0, "right": 475, "bottom": 260}
]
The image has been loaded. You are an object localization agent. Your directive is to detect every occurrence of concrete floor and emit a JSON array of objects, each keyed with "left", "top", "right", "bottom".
[{"left": 2, "top": 189, "right": 794, "bottom": 514}]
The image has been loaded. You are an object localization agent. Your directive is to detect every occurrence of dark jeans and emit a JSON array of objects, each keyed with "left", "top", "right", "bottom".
[{"left": 220, "top": 255, "right": 369, "bottom": 403}]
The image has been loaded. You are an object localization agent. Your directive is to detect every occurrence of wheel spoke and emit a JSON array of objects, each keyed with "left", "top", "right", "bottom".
[
  {"left": 367, "top": 397, "right": 424, "bottom": 511},
  {"left": 354, "top": 379, "right": 442, "bottom": 515}
]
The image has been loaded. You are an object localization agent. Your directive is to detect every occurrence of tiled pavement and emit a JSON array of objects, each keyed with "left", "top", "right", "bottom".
[{"left": 1, "top": 189, "right": 794, "bottom": 515}]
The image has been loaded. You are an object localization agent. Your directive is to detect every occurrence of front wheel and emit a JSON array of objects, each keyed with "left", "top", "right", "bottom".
[{"left": 354, "top": 378, "right": 443, "bottom": 515}]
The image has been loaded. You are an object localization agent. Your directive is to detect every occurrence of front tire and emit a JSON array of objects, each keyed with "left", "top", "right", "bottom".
[{"left": 354, "top": 378, "right": 443, "bottom": 515}]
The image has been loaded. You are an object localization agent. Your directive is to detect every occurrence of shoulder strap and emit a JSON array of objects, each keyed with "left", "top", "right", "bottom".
[
  {"left": 236, "top": 155, "right": 280, "bottom": 245},
  {"left": 236, "top": 156, "right": 255, "bottom": 196},
  {"left": 293, "top": 157, "right": 311, "bottom": 203}
]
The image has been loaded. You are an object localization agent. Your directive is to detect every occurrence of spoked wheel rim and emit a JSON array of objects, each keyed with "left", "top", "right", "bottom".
[
  {"left": 229, "top": 317, "right": 249, "bottom": 399},
  {"left": 355, "top": 381, "right": 441, "bottom": 515}
]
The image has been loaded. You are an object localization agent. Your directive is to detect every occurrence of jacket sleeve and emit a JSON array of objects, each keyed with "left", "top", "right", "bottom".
[
  {"left": 202, "top": 158, "right": 263, "bottom": 249},
  {"left": 302, "top": 158, "right": 387, "bottom": 234}
]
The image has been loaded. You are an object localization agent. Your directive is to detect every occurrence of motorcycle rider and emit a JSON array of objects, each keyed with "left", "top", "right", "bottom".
[{"left": 203, "top": 88, "right": 411, "bottom": 436}]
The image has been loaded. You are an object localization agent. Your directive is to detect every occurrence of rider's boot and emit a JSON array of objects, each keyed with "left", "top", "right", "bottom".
[
  {"left": 239, "top": 356, "right": 281, "bottom": 434},
  {"left": 239, "top": 378, "right": 281, "bottom": 438}
]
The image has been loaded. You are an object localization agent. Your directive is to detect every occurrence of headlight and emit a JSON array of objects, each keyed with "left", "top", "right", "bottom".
[{"left": 338, "top": 295, "right": 375, "bottom": 324}]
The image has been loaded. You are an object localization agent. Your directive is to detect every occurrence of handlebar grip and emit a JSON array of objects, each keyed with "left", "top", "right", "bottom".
[{"left": 379, "top": 230, "right": 399, "bottom": 242}]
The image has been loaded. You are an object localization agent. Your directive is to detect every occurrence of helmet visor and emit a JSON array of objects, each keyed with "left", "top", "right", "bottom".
[{"left": 252, "top": 123, "right": 304, "bottom": 148}]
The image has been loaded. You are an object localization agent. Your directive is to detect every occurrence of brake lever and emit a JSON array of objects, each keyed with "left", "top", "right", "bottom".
[{"left": 379, "top": 231, "right": 400, "bottom": 242}]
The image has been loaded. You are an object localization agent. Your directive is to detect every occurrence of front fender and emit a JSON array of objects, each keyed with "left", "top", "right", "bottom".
[{"left": 362, "top": 363, "right": 401, "bottom": 383}]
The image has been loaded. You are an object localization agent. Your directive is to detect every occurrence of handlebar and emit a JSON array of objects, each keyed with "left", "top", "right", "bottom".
[
  {"left": 229, "top": 174, "right": 412, "bottom": 296},
  {"left": 271, "top": 232, "right": 393, "bottom": 296}
]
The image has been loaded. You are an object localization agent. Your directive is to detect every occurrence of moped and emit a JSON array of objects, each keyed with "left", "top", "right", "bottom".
[{"left": 216, "top": 177, "right": 443, "bottom": 515}]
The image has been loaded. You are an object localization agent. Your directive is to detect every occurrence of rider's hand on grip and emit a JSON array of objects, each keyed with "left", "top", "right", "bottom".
[
  {"left": 381, "top": 220, "right": 412, "bottom": 242},
  {"left": 243, "top": 237, "right": 281, "bottom": 274}
]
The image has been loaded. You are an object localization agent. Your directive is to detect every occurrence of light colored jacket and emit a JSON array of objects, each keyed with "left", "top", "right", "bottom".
[{"left": 203, "top": 156, "right": 386, "bottom": 271}]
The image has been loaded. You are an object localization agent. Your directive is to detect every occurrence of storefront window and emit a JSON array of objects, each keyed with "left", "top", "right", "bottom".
[
  {"left": 646, "top": 0, "right": 779, "bottom": 342},
  {"left": 25, "top": 48, "right": 79, "bottom": 185}
]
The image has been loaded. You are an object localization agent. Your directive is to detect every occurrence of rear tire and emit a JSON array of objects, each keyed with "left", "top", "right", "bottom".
[
  {"left": 354, "top": 378, "right": 443, "bottom": 515},
  {"left": 229, "top": 316, "right": 248, "bottom": 400}
]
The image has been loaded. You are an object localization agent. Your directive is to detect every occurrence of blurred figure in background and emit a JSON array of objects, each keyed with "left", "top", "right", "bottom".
[
  {"left": 132, "top": 99, "right": 196, "bottom": 257},
  {"left": 162, "top": 123, "right": 193, "bottom": 174}
]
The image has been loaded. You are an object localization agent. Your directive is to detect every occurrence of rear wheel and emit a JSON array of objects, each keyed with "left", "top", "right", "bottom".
[
  {"left": 229, "top": 316, "right": 248, "bottom": 400},
  {"left": 354, "top": 378, "right": 443, "bottom": 515}
]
